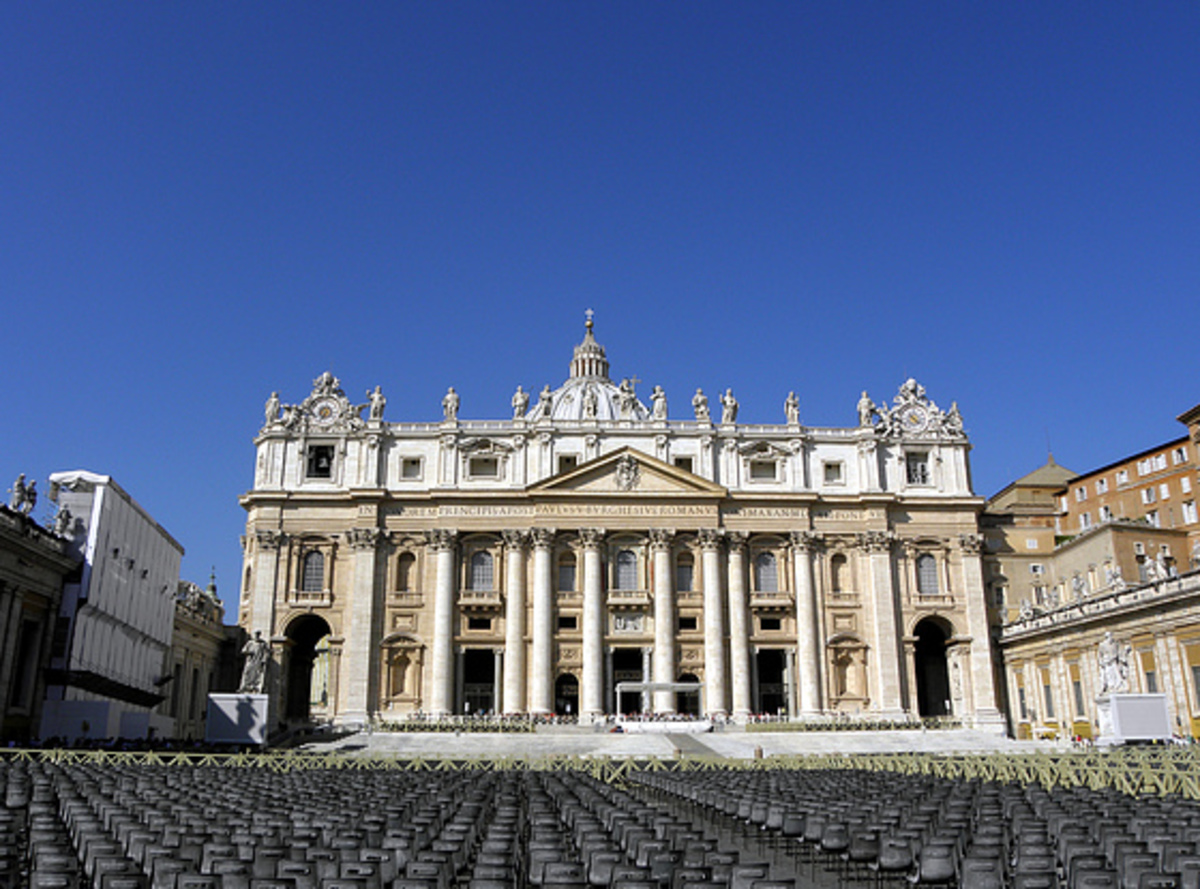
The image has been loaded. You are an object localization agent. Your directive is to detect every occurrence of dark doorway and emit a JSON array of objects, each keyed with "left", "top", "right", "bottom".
[
  {"left": 462, "top": 649, "right": 495, "bottom": 715},
  {"left": 555, "top": 674, "right": 579, "bottom": 717},
  {"left": 612, "top": 648, "right": 644, "bottom": 714},
  {"left": 914, "top": 618, "right": 952, "bottom": 717},
  {"left": 756, "top": 649, "right": 787, "bottom": 716},
  {"left": 677, "top": 673, "right": 701, "bottom": 716},
  {"left": 285, "top": 614, "right": 332, "bottom": 721}
]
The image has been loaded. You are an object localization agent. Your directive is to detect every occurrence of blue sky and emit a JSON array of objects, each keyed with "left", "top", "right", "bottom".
[{"left": 4, "top": 4, "right": 1198, "bottom": 617}]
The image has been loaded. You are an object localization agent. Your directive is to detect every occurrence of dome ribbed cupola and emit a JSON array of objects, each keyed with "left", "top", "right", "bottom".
[{"left": 569, "top": 311, "right": 610, "bottom": 380}]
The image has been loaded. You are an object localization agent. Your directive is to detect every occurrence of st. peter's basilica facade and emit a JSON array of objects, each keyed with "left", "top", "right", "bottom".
[{"left": 239, "top": 317, "right": 1002, "bottom": 729}]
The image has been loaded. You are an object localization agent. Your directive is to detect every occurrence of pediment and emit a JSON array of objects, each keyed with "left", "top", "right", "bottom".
[{"left": 529, "top": 447, "right": 726, "bottom": 496}]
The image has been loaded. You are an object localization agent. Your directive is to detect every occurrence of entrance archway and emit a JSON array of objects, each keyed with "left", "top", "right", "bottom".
[
  {"left": 462, "top": 649, "right": 495, "bottom": 715},
  {"left": 913, "top": 618, "right": 952, "bottom": 718},
  {"left": 755, "top": 650, "right": 787, "bottom": 715},
  {"left": 676, "top": 673, "right": 701, "bottom": 716},
  {"left": 555, "top": 674, "right": 579, "bottom": 717},
  {"left": 284, "top": 614, "right": 332, "bottom": 722}
]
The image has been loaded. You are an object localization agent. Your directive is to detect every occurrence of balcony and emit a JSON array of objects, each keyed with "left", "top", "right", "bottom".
[
  {"left": 749, "top": 590, "right": 793, "bottom": 611},
  {"left": 607, "top": 589, "right": 651, "bottom": 608},
  {"left": 391, "top": 591, "right": 424, "bottom": 608},
  {"left": 459, "top": 590, "right": 502, "bottom": 611},
  {"left": 287, "top": 589, "right": 332, "bottom": 608}
]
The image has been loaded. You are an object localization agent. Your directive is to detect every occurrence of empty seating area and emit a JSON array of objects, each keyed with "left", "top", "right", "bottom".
[{"left": 3, "top": 753, "right": 1200, "bottom": 888}]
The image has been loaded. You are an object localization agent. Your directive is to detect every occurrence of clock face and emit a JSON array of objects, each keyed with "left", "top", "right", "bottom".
[
  {"left": 898, "top": 404, "right": 929, "bottom": 433},
  {"left": 311, "top": 398, "right": 339, "bottom": 425}
]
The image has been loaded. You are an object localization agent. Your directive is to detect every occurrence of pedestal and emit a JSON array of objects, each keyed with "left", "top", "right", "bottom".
[
  {"left": 205, "top": 693, "right": 269, "bottom": 746},
  {"left": 1096, "top": 693, "right": 1171, "bottom": 746}
]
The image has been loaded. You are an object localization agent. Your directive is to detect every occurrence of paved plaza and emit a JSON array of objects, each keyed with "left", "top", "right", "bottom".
[{"left": 302, "top": 725, "right": 1052, "bottom": 759}]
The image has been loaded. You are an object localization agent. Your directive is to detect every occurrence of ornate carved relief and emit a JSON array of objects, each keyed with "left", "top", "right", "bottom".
[
  {"left": 255, "top": 530, "right": 287, "bottom": 551},
  {"left": 345, "top": 528, "right": 383, "bottom": 550},
  {"left": 647, "top": 528, "right": 674, "bottom": 551},
  {"left": 529, "top": 527, "right": 557, "bottom": 549},
  {"left": 726, "top": 531, "right": 749, "bottom": 555},
  {"left": 697, "top": 528, "right": 724, "bottom": 551},
  {"left": 426, "top": 528, "right": 458, "bottom": 552},
  {"left": 501, "top": 529, "right": 528, "bottom": 551},
  {"left": 789, "top": 530, "right": 823, "bottom": 553},
  {"left": 857, "top": 530, "right": 894, "bottom": 554},
  {"left": 579, "top": 528, "right": 605, "bottom": 549}
]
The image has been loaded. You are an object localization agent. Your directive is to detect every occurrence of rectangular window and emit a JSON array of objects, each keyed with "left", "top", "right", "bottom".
[
  {"left": 1073, "top": 679, "right": 1085, "bottom": 717},
  {"left": 1145, "top": 671, "right": 1158, "bottom": 694},
  {"left": 1154, "top": 454, "right": 1168, "bottom": 471},
  {"left": 1147, "top": 510, "right": 1160, "bottom": 527},
  {"left": 1095, "top": 478, "right": 1109, "bottom": 494},
  {"left": 469, "top": 457, "right": 499, "bottom": 478},
  {"left": 823, "top": 461, "right": 844, "bottom": 485},
  {"left": 1193, "top": 665, "right": 1200, "bottom": 709},
  {"left": 673, "top": 457, "right": 693, "bottom": 473},
  {"left": 306, "top": 445, "right": 334, "bottom": 479},
  {"left": 750, "top": 460, "right": 777, "bottom": 481},
  {"left": 906, "top": 453, "right": 931, "bottom": 485},
  {"left": 1160, "top": 483, "right": 1171, "bottom": 500},
  {"left": 1017, "top": 686, "right": 1028, "bottom": 721},
  {"left": 1043, "top": 683, "right": 1055, "bottom": 720},
  {"left": 1029, "top": 564, "right": 1045, "bottom": 576},
  {"left": 557, "top": 455, "right": 578, "bottom": 474},
  {"left": 1099, "top": 505, "right": 1112, "bottom": 522},
  {"left": 467, "top": 617, "right": 491, "bottom": 631},
  {"left": 678, "top": 616, "right": 698, "bottom": 631},
  {"left": 1182, "top": 476, "right": 1192, "bottom": 494},
  {"left": 759, "top": 617, "right": 782, "bottom": 632},
  {"left": 1075, "top": 486, "right": 1088, "bottom": 502},
  {"left": 557, "top": 615, "right": 577, "bottom": 630},
  {"left": 401, "top": 457, "right": 422, "bottom": 479},
  {"left": 1117, "top": 469, "right": 1129, "bottom": 485},
  {"left": 558, "top": 561, "right": 576, "bottom": 592},
  {"left": 1060, "top": 496, "right": 1069, "bottom": 512},
  {"left": 1079, "top": 512, "right": 1092, "bottom": 530},
  {"left": 1033, "top": 585, "right": 1047, "bottom": 605},
  {"left": 1142, "top": 487, "right": 1157, "bottom": 504},
  {"left": 1026, "top": 538, "right": 1038, "bottom": 550},
  {"left": 1183, "top": 500, "right": 1198, "bottom": 524},
  {"left": 1173, "top": 446, "right": 1188, "bottom": 464},
  {"left": 1138, "top": 459, "right": 1152, "bottom": 476}
]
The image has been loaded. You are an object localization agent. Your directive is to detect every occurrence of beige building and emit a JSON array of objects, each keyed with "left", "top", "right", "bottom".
[
  {"left": 160, "top": 577, "right": 234, "bottom": 741},
  {"left": 0, "top": 499, "right": 78, "bottom": 743},
  {"left": 239, "top": 318, "right": 1002, "bottom": 730}
]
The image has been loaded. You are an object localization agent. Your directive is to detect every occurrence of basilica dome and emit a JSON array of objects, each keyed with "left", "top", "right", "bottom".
[{"left": 531, "top": 316, "right": 649, "bottom": 422}]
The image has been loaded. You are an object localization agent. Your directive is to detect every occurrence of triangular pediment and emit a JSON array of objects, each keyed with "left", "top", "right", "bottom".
[{"left": 529, "top": 447, "right": 727, "bottom": 496}]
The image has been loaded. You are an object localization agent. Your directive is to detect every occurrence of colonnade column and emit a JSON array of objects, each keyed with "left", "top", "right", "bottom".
[
  {"left": 649, "top": 528, "right": 676, "bottom": 714},
  {"left": 791, "top": 531, "right": 822, "bottom": 715},
  {"left": 580, "top": 528, "right": 606, "bottom": 720},
  {"left": 501, "top": 530, "right": 528, "bottom": 714},
  {"left": 726, "top": 532, "right": 752, "bottom": 720},
  {"left": 699, "top": 529, "right": 727, "bottom": 717},
  {"left": 863, "top": 531, "right": 903, "bottom": 716},
  {"left": 427, "top": 529, "right": 458, "bottom": 716},
  {"left": 528, "top": 528, "right": 555, "bottom": 715},
  {"left": 958, "top": 533, "right": 1004, "bottom": 729},
  {"left": 341, "top": 527, "right": 383, "bottom": 723}
]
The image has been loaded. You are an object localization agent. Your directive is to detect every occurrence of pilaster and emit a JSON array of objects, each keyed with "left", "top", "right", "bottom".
[{"left": 340, "top": 527, "right": 383, "bottom": 724}]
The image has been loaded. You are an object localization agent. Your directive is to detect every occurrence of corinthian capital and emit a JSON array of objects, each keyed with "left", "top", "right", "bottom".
[
  {"left": 697, "top": 528, "right": 724, "bottom": 551},
  {"left": 529, "top": 526, "right": 557, "bottom": 549},
  {"left": 789, "top": 530, "right": 822, "bottom": 553},
  {"left": 857, "top": 530, "right": 895, "bottom": 554},
  {"left": 647, "top": 528, "right": 675, "bottom": 551},
  {"left": 345, "top": 528, "right": 383, "bottom": 550},
  {"left": 426, "top": 528, "right": 458, "bottom": 552},
  {"left": 578, "top": 528, "right": 605, "bottom": 549},
  {"left": 958, "top": 533, "right": 984, "bottom": 555},
  {"left": 726, "top": 531, "right": 749, "bottom": 554},
  {"left": 501, "top": 529, "right": 528, "bottom": 552},
  {"left": 255, "top": 530, "right": 287, "bottom": 551}
]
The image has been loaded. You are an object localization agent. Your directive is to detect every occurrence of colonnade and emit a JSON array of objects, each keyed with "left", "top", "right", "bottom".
[{"left": 422, "top": 526, "right": 826, "bottom": 720}]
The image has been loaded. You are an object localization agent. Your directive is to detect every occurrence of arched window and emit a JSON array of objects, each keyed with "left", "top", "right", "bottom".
[
  {"left": 301, "top": 552, "right": 325, "bottom": 592},
  {"left": 675, "top": 552, "right": 694, "bottom": 592},
  {"left": 396, "top": 552, "right": 416, "bottom": 592},
  {"left": 469, "top": 551, "right": 494, "bottom": 591},
  {"left": 830, "top": 553, "right": 848, "bottom": 593},
  {"left": 558, "top": 553, "right": 576, "bottom": 591},
  {"left": 755, "top": 552, "right": 778, "bottom": 592},
  {"left": 916, "top": 553, "right": 939, "bottom": 595},
  {"left": 615, "top": 550, "right": 637, "bottom": 590}
]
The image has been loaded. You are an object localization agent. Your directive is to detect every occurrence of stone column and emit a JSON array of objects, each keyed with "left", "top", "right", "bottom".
[
  {"left": 528, "top": 528, "right": 555, "bottom": 715},
  {"left": 427, "top": 529, "right": 458, "bottom": 716},
  {"left": 786, "top": 647, "right": 799, "bottom": 716},
  {"left": 726, "top": 532, "right": 752, "bottom": 720},
  {"left": 580, "top": 528, "right": 606, "bottom": 720},
  {"left": 340, "top": 528, "right": 383, "bottom": 724},
  {"left": 501, "top": 530, "right": 528, "bottom": 714},
  {"left": 903, "top": 638, "right": 918, "bottom": 713},
  {"left": 649, "top": 528, "right": 676, "bottom": 714},
  {"left": 250, "top": 530, "right": 286, "bottom": 637},
  {"left": 958, "top": 533, "right": 1004, "bottom": 730},
  {"left": 862, "top": 530, "right": 903, "bottom": 716},
  {"left": 641, "top": 647, "right": 652, "bottom": 712},
  {"left": 699, "top": 528, "right": 727, "bottom": 717},
  {"left": 791, "top": 531, "right": 822, "bottom": 714},
  {"left": 493, "top": 647, "right": 504, "bottom": 714}
]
